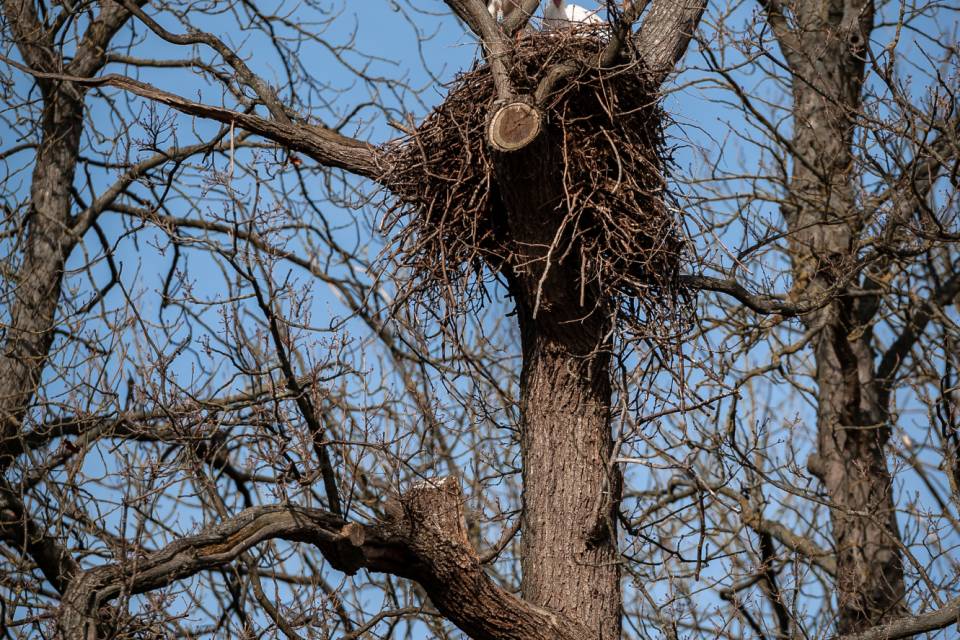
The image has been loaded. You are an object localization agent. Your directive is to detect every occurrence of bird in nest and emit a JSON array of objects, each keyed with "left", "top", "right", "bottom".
[
  {"left": 543, "top": 0, "right": 603, "bottom": 28},
  {"left": 489, "top": 1, "right": 604, "bottom": 29},
  {"left": 487, "top": 0, "right": 521, "bottom": 21}
]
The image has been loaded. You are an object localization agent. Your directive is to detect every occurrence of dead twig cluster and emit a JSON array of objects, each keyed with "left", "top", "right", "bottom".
[{"left": 381, "top": 29, "right": 690, "bottom": 336}]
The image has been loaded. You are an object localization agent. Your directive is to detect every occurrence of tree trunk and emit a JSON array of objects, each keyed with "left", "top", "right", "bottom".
[
  {"left": 774, "top": 0, "right": 908, "bottom": 629},
  {"left": 807, "top": 304, "right": 907, "bottom": 632},
  {"left": 495, "top": 138, "right": 622, "bottom": 640},
  {"left": 0, "top": 0, "right": 135, "bottom": 470},
  {"left": 516, "top": 306, "right": 620, "bottom": 640},
  {"left": 0, "top": 90, "right": 83, "bottom": 469}
]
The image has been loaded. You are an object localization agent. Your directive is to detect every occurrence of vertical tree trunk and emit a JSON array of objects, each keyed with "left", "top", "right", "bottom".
[
  {"left": 807, "top": 304, "right": 907, "bottom": 632},
  {"left": 516, "top": 307, "right": 620, "bottom": 640},
  {"left": 495, "top": 139, "right": 622, "bottom": 640},
  {"left": 0, "top": 1, "right": 135, "bottom": 470},
  {"left": 774, "top": 0, "right": 907, "bottom": 630},
  {"left": 0, "top": 90, "right": 83, "bottom": 469}
]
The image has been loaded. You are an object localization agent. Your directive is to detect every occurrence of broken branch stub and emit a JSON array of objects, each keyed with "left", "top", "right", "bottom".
[{"left": 487, "top": 99, "right": 542, "bottom": 152}]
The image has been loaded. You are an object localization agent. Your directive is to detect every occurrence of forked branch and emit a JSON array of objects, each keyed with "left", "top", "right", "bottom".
[{"left": 59, "top": 477, "right": 592, "bottom": 640}]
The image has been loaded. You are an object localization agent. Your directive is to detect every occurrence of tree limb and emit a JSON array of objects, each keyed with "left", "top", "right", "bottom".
[
  {"left": 715, "top": 486, "right": 837, "bottom": 575},
  {"left": 444, "top": 0, "right": 516, "bottom": 100},
  {"left": 635, "top": 0, "right": 707, "bottom": 84},
  {"left": 59, "top": 477, "right": 593, "bottom": 640},
  {"left": 115, "top": 0, "right": 292, "bottom": 124},
  {"left": 502, "top": 0, "right": 541, "bottom": 34},
  {"left": 0, "top": 56, "right": 386, "bottom": 180},
  {"left": 681, "top": 274, "right": 799, "bottom": 315},
  {"left": 0, "top": 479, "right": 79, "bottom": 595},
  {"left": 1, "top": 0, "right": 58, "bottom": 81},
  {"left": 67, "top": 1, "right": 149, "bottom": 79},
  {"left": 832, "top": 595, "right": 960, "bottom": 640},
  {"left": 876, "top": 262, "right": 960, "bottom": 389}
]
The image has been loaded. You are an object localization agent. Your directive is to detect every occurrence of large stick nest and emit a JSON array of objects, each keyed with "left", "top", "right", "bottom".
[{"left": 381, "top": 30, "right": 690, "bottom": 334}]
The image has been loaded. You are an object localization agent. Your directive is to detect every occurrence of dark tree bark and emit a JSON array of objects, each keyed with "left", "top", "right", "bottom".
[
  {"left": 0, "top": 0, "right": 142, "bottom": 469},
  {"left": 764, "top": 0, "right": 908, "bottom": 630},
  {"left": 0, "top": 1, "right": 703, "bottom": 636},
  {"left": 59, "top": 478, "right": 599, "bottom": 640},
  {"left": 0, "top": 1, "right": 85, "bottom": 470},
  {"left": 496, "top": 138, "right": 621, "bottom": 640},
  {"left": 0, "top": 91, "right": 81, "bottom": 469}
]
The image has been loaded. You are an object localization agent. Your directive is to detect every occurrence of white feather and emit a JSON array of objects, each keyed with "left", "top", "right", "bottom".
[
  {"left": 489, "top": 0, "right": 522, "bottom": 22},
  {"left": 543, "top": 0, "right": 603, "bottom": 29}
]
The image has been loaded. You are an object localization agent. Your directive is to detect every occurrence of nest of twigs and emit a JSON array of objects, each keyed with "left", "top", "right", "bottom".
[{"left": 381, "top": 29, "right": 689, "bottom": 333}]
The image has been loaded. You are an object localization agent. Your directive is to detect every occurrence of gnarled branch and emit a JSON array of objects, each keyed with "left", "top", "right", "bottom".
[
  {"left": 635, "top": 0, "right": 707, "bottom": 83},
  {"left": 60, "top": 477, "right": 592, "bottom": 640}
]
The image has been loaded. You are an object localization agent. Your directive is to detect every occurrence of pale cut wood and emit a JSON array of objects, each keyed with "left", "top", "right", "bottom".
[{"left": 487, "top": 101, "right": 543, "bottom": 152}]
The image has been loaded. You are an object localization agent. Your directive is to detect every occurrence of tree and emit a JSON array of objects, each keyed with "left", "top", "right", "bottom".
[{"left": 0, "top": 0, "right": 957, "bottom": 638}]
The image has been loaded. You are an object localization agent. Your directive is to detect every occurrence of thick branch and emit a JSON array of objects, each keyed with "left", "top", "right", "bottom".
[
  {"left": 0, "top": 57, "right": 385, "bottom": 180},
  {"left": 502, "top": 0, "right": 540, "bottom": 34},
  {"left": 1, "top": 0, "right": 58, "bottom": 80},
  {"left": 876, "top": 263, "right": 960, "bottom": 388},
  {"left": 635, "top": 0, "right": 707, "bottom": 83},
  {"left": 832, "top": 596, "right": 960, "bottom": 640},
  {"left": 445, "top": 0, "right": 515, "bottom": 99},
  {"left": 680, "top": 274, "right": 810, "bottom": 316},
  {"left": 0, "top": 479, "right": 80, "bottom": 594},
  {"left": 60, "top": 477, "right": 592, "bottom": 640},
  {"left": 67, "top": 1, "right": 148, "bottom": 78},
  {"left": 757, "top": 0, "right": 802, "bottom": 68},
  {"left": 603, "top": 0, "right": 653, "bottom": 66},
  {"left": 116, "top": 0, "right": 291, "bottom": 123},
  {"left": 445, "top": 0, "right": 497, "bottom": 38},
  {"left": 715, "top": 486, "right": 838, "bottom": 575},
  {"left": 745, "top": 513, "right": 837, "bottom": 576}
]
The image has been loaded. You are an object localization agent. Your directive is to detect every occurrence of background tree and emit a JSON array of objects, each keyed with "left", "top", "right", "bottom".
[{"left": 0, "top": 1, "right": 957, "bottom": 640}]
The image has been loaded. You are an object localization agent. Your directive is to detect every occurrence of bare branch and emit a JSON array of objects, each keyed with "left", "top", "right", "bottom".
[
  {"left": 60, "top": 478, "right": 594, "bottom": 640},
  {"left": 446, "top": 0, "right": 517, "bottom": 100},
  {"left": 680, "top": 274, "right": 808, "bottom": 316},
  {"left": 0, "top": 479, "right": 79, "bottom": 594},
  {"left": 0, "top": 56, "right": 386, "bottom": 179},
  {"left": 876, "top": 262, "right": 960, "bottom": 388},
  {"left": 115, "top": 0, "right": 291, "bottom": 124},
  {"left": 832, "top": 596, "right": 960, "bottom": 640}
]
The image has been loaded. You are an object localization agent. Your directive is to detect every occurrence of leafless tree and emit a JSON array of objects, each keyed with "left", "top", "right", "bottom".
[{"left": 0, "top": 0, "right": 957, "bottom": 639}]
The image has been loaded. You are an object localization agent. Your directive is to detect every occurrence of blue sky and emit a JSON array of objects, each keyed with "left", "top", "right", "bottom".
[{"left": 2, "top": 0, "right": 959, "bottom": 636}]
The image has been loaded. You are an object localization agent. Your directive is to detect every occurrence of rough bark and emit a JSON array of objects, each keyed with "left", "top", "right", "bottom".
[
  {"left": 0, "top": 1, "right": 143, "bottom": 469},
  {"left": 495, "top": 137, "right": 622, "bottom": 640},
  {"left": 59, "top": 478, "right": 594, "bottom": 640},
  {"left": 832, "top": 594, "right": 960, "bottom": 640},
  {"left": 515, "top": 305, "right": 621, "bottom": 640},
  {"left": 0, "top": 4, "right": 85, "bottom": 469},
  {"left": 0, "top": 97, "right": 81, "bottom": 468},
  {"left": 3, "top": 3, "right": 711, "bottom": 637},
  {"left": 767, "top": 0, "right": 908, "bottom": 630},
  {"left": 635, "top": 0, "right": 708, "bottom": 83},
  {"left": 471, "top": 5, "right": 709, "bottom": 632}
]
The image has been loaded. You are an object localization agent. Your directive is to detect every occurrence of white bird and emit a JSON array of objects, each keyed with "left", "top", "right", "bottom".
[
  {"left": 488, "top": 0, "right": 521, "bottom": 21},
  {"left": 543, "top": 0, "right": 603, "bottom": 29}
]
